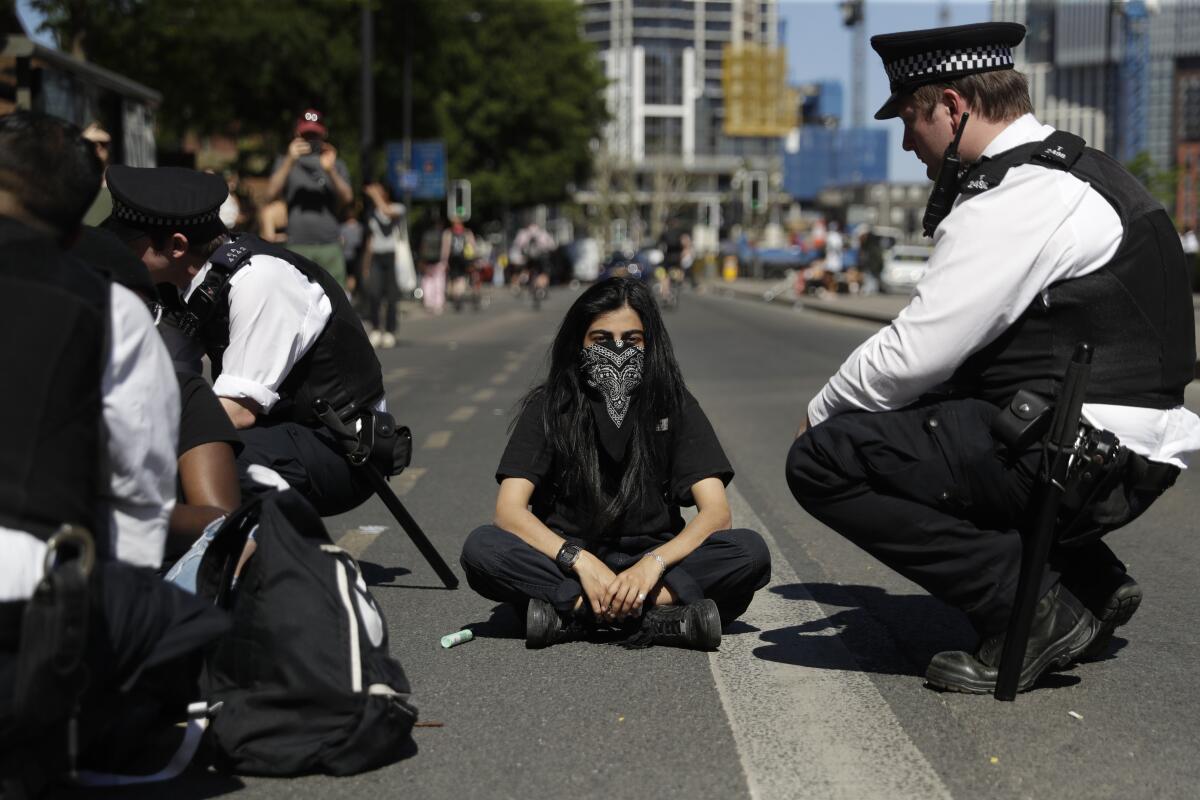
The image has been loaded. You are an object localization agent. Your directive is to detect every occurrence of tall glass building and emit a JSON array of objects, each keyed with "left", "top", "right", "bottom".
[
  {"left": 576, "top": 0, "right": 784, "bottom": 242},
  {"left": 992, "top": 0, "right": 1200, "bottom": 229}
]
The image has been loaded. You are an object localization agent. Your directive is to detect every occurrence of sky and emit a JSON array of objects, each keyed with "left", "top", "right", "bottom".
[
  {"left": 781, "top": 0, "right": 991, "bottom": 182},
  {"left": 18, "top": 0, "right": 991, "bottom": 183}
]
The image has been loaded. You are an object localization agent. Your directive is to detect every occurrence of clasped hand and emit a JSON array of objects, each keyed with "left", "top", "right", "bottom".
[{"left": 576, "top": 552, "right": 662, "bottom": 623}]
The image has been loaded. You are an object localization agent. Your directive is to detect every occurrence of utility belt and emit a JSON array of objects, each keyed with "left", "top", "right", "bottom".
[{"left": 991, "top": 389, "right": 1177, "bottom": 546}]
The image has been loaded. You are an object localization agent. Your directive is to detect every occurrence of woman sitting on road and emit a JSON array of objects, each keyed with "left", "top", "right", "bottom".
[{"left": 460, "top": 276, "right": 770, "bottom": 650}]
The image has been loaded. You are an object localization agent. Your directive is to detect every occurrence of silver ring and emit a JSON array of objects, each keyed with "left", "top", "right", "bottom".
[{"left": 637, "top": 592, "right": 647, "bottom": 602}]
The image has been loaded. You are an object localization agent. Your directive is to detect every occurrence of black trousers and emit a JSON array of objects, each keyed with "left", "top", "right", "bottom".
[
  {"left": 786, "top": 397, "right": 1178, "bottom": 636},
  {"left": 368, "top": 254, "right": 399, "bottom": 333},
  {"left": 236, "top": 421, "right": 373, "bottom": 517},
  {"left": 459, "top": 526, "right": 771, "bottom": 627}
]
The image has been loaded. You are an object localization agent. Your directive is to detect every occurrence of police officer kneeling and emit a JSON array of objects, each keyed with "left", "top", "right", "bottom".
[
  {"left": 104, "top": 166, "right": 387, "bottom": 516},
  {"left": 786, "top": 23, "right": 1200, "bottom": 694}
]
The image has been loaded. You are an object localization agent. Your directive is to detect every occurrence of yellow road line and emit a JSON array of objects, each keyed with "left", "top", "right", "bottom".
[
  {"left": 390, "top": 467, "right": 427, "bottom": 497},
  {"left": 490, "top": 373, "right": 510, "bottom": 385},
  {"left": 384, "top": 367, "right": 411, "bottom": 383},
  {"left": 472, "top": 388, "right": 496, "bottom": 402},
  {"left": 423, "top": 430, "right": 453, "bottom": 449},
  {"left": 447, "top": 405, "right": 477, "bottom": 422},
  {"left": 336, "top": 529, "right": 382, "bottom": 559}
]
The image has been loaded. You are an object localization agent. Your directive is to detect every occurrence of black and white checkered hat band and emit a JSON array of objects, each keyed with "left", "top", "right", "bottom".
[
  {"left": 112, "top": 199, "right": 220, "bottom": 228},
  {"left": 886, "top": 45, "right": 1013, "bottom": 87}
]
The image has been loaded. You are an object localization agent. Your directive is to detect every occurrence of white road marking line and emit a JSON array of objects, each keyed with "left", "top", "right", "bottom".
[
  {"left": 713, "top": 485, "right": 952, "bottom": 800},
  {"left": 472, "top": 388, "right": 496, "bottom": 402},
  {"left": 447, "top": 405, "right": 477, "bottom": 422},
  {"left": 423, "top": 430, "right": 453, "bottom": 450},
  {"left": 490, "top": 373, "right": 510, "bottom": 386}
]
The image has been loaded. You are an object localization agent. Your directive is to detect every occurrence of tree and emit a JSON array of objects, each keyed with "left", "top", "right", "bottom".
[
  {"left": 29, "top": 0, "right": 608, "bottom": 219},
  {"left": 1126, "top": 150, "right": 1181, "bottom": 214}
]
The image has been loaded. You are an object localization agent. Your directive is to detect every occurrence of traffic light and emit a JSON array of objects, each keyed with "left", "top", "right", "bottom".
[
  {"left": 745, "top": 171, "right": 768, "bottom": 215},
  {"left": 840, "top": 0, "right": 864, "bottom": 27},
  {"left": 449, "top": 179, "right": 471, "bottom": 221}
]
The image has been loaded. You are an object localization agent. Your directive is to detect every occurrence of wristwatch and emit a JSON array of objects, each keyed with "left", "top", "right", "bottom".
[{"left": 556, "top": 543, "right": 583, "bottom": 575}]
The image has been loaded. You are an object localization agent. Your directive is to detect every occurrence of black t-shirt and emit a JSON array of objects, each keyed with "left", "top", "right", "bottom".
[
  {"left": 496, "top": 389, "right": 733, "bottom": 540},
  {"left": 176, "top": 371, "right": 242, "bottom": 457}
]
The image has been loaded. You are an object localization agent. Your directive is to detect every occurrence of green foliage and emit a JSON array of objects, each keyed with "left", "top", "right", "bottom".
[
  {"left": 29, "top": 0, "right": 608, "bottom": 219},
  {"left": 1126, "top": 150, "right": 1181, "bottom": 213}
]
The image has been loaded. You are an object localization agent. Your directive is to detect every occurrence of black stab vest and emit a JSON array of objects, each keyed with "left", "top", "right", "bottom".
[
  {"left": 0, "top": 219, "right": 108, "bottom": 540},
  {"left": 198, "top": 234, "right": 384, "bottom": 426},
  {"left": 948, "top": 132, "right": 1195, "bottom": 408}
]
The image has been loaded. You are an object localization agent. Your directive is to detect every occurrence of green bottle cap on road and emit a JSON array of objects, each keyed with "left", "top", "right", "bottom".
[{"left": 440, "top": 629, "right": 474, "bottom": 649}]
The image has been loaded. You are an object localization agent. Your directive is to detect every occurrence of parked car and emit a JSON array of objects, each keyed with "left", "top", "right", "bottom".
[{"left": 879, "top": 244, "right": 933, "bottom": 294}]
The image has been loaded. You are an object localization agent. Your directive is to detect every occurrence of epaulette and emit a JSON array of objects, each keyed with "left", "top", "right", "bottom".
[{"left": 959, "top": 131, "right": 1088, "bottom": 199}]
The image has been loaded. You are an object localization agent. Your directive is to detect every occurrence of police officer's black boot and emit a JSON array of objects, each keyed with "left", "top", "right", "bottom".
[
  {"left": 525, "top": 599, "right": 591, "bottom": 649},
  {"left": 1080, "top": 575, "right": 1142, "bottom": 660},
  {"left": 924, "top": 583, "right": 1099, "bottom": 694},
  {"left": 625, "top": 599, "right": 722, "bottom": 651}
]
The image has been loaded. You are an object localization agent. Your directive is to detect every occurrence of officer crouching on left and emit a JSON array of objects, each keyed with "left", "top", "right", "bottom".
[{"left": 103, "top": 166, "right": 387, "bottom": 517}]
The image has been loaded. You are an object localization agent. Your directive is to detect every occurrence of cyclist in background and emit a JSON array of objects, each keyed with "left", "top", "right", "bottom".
[{"left": 442, "top": 215, "right": 477, "bottom": 313}]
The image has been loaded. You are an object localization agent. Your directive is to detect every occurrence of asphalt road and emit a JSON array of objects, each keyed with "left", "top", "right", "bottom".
[{"left": 72, "top": 284, "right": 1200, "bottom": 800}]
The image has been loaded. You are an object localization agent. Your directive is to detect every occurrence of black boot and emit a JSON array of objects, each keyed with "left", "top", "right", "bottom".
[
  {"left": 625, "top": 599, "right": 722, "bottom": 651},
  {"left": 525, "top": 599, "right": 590, "bottom": 649},
  {"left": 1080, "top": 575, "right": 1142, "bottom": 660},
  {"left": 925, "top": 583, "right": 1099, "bottom": 694}
]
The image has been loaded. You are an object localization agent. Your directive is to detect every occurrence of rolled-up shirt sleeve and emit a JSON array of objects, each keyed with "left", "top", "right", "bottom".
[
  {"left": 102, "top": 284, "right": 179, "bottom": 567},
  {"left": 807, "top": 164, "right": 1121, "bottom": 426},
  {"left": 210, "top": 255, "right": 331, "bottom": 412}
]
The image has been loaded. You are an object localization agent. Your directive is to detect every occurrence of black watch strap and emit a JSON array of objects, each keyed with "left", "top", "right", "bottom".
[{"left": 556, "top": 543, "right": 583, "bottom": 575}]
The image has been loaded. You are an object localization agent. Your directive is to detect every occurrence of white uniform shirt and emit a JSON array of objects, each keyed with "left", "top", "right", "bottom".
[
  {"left": 189, "top": 254, "right": 332, "bottom": 413},
  {"left": 808, "top": 113, "right": 1200, "bottom": 468},
  {"left": 1, "top": 284, "right": 179, "bottom": 600}
]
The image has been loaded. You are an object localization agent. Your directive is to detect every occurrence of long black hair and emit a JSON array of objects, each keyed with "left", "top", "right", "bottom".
[{"left": 517, "top": 276, "right": 686, "bottom": 534}]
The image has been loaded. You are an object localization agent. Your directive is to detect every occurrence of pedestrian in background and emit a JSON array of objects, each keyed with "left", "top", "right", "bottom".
[
  {"left": 418, "top": 215, "right": 446, "bottom": 314},
  {"left": 266, "top": 108, "right": 353, "bottom": 287},
  {"left": 363, "top": 182, "right": 404, "bottom": 347},
  {"left": 81, "top": 121, "right": 113, "bottom": 226}
]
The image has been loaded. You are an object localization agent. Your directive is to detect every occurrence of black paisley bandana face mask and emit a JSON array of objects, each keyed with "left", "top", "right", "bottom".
[{"left": 580, "top": 339, "right": 645, "bottom": 461}]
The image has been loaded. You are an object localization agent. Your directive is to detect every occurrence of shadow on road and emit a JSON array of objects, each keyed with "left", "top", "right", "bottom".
[
  {"left": 752, "top": 582, "right": 973, "bottom": 677},
  {"left": 51, "top": 771, "right": 245, "bottom": 799}
]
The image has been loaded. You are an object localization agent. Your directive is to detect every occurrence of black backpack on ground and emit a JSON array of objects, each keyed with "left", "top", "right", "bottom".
[{"left": 195, "top": 490, "right": 417, "bottom": 776}]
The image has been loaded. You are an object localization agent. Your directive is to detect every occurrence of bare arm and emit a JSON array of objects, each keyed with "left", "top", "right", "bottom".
[
  {"left": 495, "top": 477, "right": 616, "bottom": 616},
  {"left": 267, "top": 138, "right": 309, "bottom": 201},
  {"left": 220, "top": 396, "right": 261, "bottom": 430},
  {"left": 321, "top": 146, "right": 354, "bottom": 207},
  {"left": 604, "top": 477, "right": 731, "bottom": 619},
  {"left": 166, "top": 441, "right": 241, "bottom": 557}
]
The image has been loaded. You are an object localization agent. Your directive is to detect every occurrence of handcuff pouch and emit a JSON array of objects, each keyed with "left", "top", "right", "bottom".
[{"left": 991, "top": 389, "right": 1053, "bottom": 452}]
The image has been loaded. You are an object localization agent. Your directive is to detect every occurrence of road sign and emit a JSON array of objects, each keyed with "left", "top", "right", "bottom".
[{"left": 384, "top": 140, "right": 448, "bottom": 200}]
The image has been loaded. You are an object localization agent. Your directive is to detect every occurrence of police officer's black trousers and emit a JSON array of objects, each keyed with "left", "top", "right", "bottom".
[
  {"left": 460, "top": 525, "right": 771, "bottom": 627},
  {"left": 236, "top": 421, "right": 373, "bottom": 517},
  {"left": 785, "top": 397, "right": 1177, "bottom": 637}
]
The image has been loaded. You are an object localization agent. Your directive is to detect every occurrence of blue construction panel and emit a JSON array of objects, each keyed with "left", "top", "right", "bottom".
[{"left": 783, "top": 127, "right": 889, "bottom": 201}]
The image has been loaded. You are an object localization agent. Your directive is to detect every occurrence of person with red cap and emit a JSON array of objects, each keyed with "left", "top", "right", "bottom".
[{"left": 266, "top": 109, "right": 354, "bottom": 287}]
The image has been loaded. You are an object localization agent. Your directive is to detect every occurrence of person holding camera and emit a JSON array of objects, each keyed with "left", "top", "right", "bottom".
[
  {"left": 785, "top": 23, "right": 1200, "bottom": 694},
  {"left": 103, "top": 165, "right": 387, "bottom": 517},
  {"left": 266, "top": 108, "right": 354, "bottom": 288}
]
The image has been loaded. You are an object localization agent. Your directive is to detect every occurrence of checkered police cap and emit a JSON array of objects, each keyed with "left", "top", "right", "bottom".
[
  {"left": 102, "top": 165, "right": 228, "bottom": 242},
  {"left": 871, "top": 22, "right": 1026, "bottom": 120}
]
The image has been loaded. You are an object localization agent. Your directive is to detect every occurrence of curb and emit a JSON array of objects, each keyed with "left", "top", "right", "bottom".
[
  {"left": 712, "top": 284, "right": 898, "bottom": 325},
  {"left": 715, "top": 283, "right": 1200, "bottom": 379}
]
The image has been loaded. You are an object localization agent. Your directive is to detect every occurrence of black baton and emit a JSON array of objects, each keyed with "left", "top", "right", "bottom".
[
  {"left": 994, "top": 343, "right": 1092, "bottom": 700},
  {"left": 312, "top": 399, "right": 459, "bottom": 590}
]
